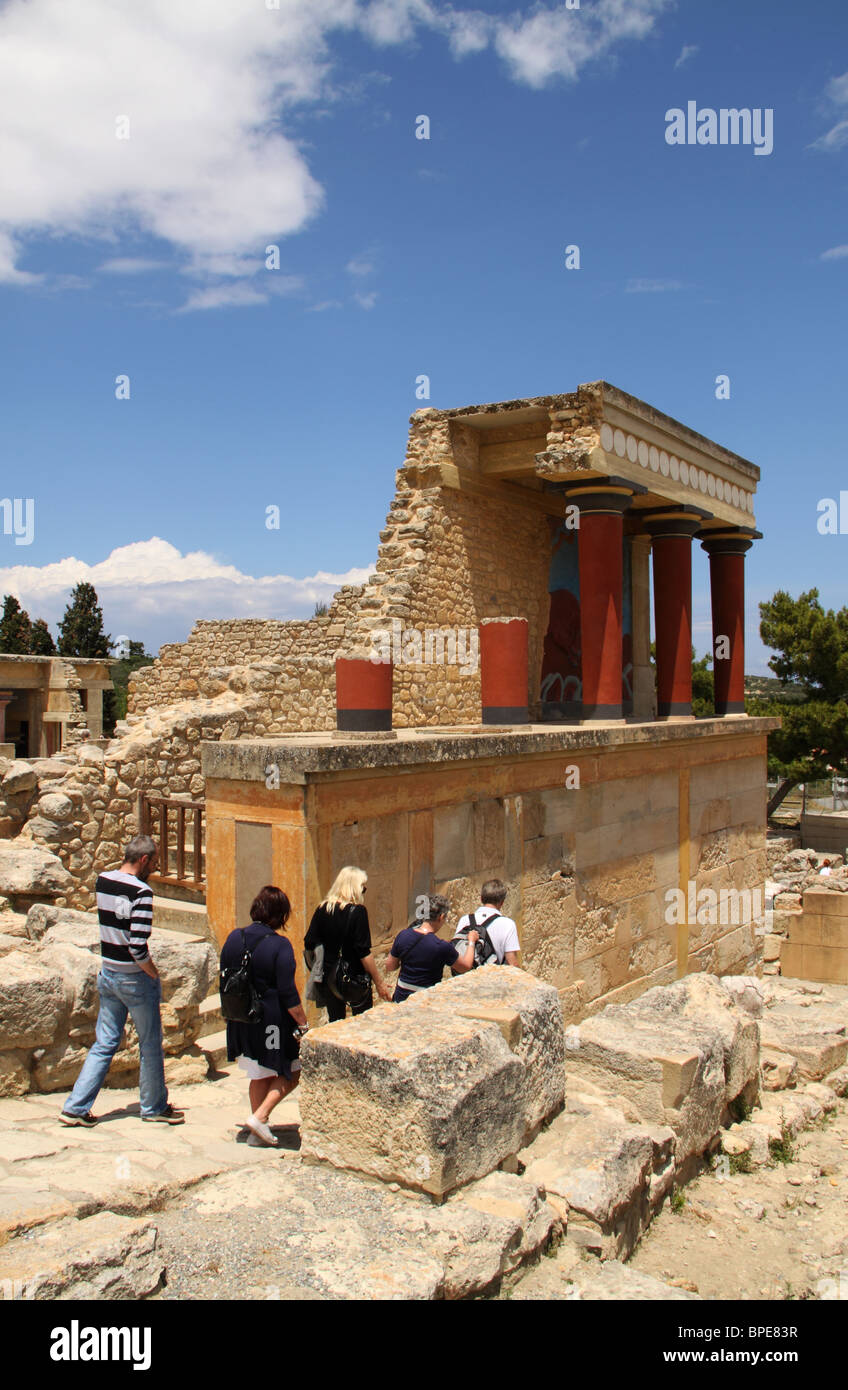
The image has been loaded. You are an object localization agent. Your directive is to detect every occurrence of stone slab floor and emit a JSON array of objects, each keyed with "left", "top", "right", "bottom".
[{"left": 0, "top": 1066, "right": 302, "bottom": 1244}]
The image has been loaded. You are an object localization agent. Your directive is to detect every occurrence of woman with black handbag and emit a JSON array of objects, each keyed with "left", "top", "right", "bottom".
[
  {"left": 304, "top": 866, "right": 393, "bottom": 1021},
  {"left": 219, "top": 885, "right": 307, "bottom": 1146}
]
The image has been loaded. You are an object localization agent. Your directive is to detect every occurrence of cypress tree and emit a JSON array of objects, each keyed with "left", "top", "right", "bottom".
[
  {"left": 0, "top": 595, "right": 32, "bottom": 654},
  {"left": 29, "top": 618, "right": 56, "bottom": 655},
  {"left": 57, "top": 583, "right": 112, "bottom": 659}
]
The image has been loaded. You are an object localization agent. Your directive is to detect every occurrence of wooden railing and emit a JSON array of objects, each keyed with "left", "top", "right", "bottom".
[{"left": 140, "top": 794, "right": 205, "bottom": 888}]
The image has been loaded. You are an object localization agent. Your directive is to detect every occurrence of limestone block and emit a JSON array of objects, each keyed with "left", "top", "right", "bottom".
[
  {"left": 31, "top": 1038, "right": 93, "bottom": 1091},
  {"left": 38, "top": 941, "right": 100, "bottom": 1025},
  {"left": 761, "top": 1047, "right": 798, "bottom": 1090},
  {"left": 631, "top": 973, "right": 761, "bottom": 1106},
  {"left": 522, "top": 1105, "right": 654, "bottom": 1257},
  {"left": 0, "top": 1212, "right": 163, "bottom": 1300},
  {"left": 0, "top": 952, "right": 65, "bottom": 1049},
  {"left": 566, "top": 1008, "right": 725, "bottom": 1165},
  {"left": 0, "top": 1049, "right": 31, "bottom": 1096},
  {"left": 0, "top": 842, "right": 72, "bottom": 899},
  {"left": 36, "top": 793, "right": 75, "bottom": 823},
  {"left": 759, "top": 1016, "right": 847, "bottom": 1079},
  {"left": 1, "top": 764, "right": 37, "bottom": 795},
  {"left": 300, "top": 1007, "right": 526, "bottom": 1196},
  {"left": 411, "top": 968, "right": 566, "bottom": 1135}
]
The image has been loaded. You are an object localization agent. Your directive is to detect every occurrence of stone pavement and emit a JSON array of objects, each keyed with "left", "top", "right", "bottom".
[{"left": 0, "top": 1061, "right": 300, "bottom": 1245}]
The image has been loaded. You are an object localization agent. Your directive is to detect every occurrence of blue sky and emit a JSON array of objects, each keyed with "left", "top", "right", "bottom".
[{"left": 0, "top": 0, "right": 846, "bottom": 672}]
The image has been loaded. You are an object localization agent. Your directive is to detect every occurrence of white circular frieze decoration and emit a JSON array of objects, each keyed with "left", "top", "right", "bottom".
[
  {"left": 638, "top": 439, "right": 649, "bottom": 466},
  {"left": 716, "top": 478, "right": 724, "bottom": 500},
  {"left": 680, "top": 460, "right": 689, "bottom": 485},
  {"left": 731, "top": 485, "right": 740, "bottom": 508},
  {"left": 601, "top": 424, "right": 614, "bottom": 452},
  {"left": 614, "top": 429, "right": 626, "bottom": 457},
  {"left": 707, "top": 474, "right": 716, "bottom": 497},
  {"left": 748, "top": 492, "right": 755, "bottom": 513},
  {"left": 699, "top": 469, "right": 708, "bottom": 493},
  {"left": 626, "top": 434, "right": 638, "bottom": 462},
  {"left": 649, "top": 445, "right": 660, "bottom": 471},
  {"left": 669, "top": 454, "right": 678, "bottom": 480}
]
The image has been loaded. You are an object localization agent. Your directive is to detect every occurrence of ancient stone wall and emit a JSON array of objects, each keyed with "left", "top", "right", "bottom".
[{"left": 0, "top": 660, "right": 336, "bottom": 911}]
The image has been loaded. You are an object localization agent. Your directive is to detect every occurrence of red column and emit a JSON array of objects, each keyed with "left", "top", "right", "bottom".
[
  {"left": 645, "top": 513, "right": 704, "bottom": 718},
  {"left": 700, "top": 532, "right": 754, "bottom": 715},
  {"left": 570, "top": 485, "right": 636, "bottom": 720},
  {"left": 480, "top": 618, "right": 528, "bottom": 724},
  {"left": 335, "top": 658, "right": 393, "bottom": 731}
]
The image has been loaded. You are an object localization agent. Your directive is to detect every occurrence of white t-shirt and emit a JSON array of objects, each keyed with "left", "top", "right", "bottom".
[{"left": 454, "top": 905, "right": 520, "bottom": 963}]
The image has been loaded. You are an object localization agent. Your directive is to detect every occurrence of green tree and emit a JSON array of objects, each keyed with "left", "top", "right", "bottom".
[
  {"left": 106, "top": 640, "right": 154, "bottom": 732},
  {"left": 0, "top": 595, "right": 32, "bottom": 653},
  {"left": 29, "top": 618, "right": 56, "bottom": 655},
  {"left": 691, "top": 651, "right": 715, "bottom": 719},
  {"left": 57, "top": 583, "right": 112, "bottom": 658},
  {"left": 757, "top": 589, "right": 848, "bottom": 816}
]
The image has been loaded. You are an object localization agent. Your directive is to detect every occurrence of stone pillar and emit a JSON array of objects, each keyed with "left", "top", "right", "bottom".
[
  {"left": 479, "top": 618, "right": 528, "bottom": 725},
  {"left": 629, "top": 536, "right": 655, "bottom": 721},
  {"left": 0, "top": 692, "right": 12, "bottom": 745},
  {"left": 700, "top": 531, "right": 755, "bottom": 716},
  {"left": 569, "top": 483, "right": 638, "bottom": 720},
  {"left": 645, "top": 511, "right": 705, "bottom": 719},
  {"left": 335, "top": 657, "right": 393, "bottom": 731}
]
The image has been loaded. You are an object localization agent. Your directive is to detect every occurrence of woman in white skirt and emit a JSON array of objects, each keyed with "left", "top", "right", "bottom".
[{"left": 219, "top": 885, "right": 308, "bottom": 1146}]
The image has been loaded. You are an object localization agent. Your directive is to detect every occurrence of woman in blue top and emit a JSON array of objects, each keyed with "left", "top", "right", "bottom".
[{"left": 385, "top": 894, "right": 478, "bottom": 1002}]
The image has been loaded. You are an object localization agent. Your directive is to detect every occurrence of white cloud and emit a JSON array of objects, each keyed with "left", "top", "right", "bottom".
[
  {"left": 177, "top": 275, "right": 303, "bottom": 314},
  {"left": 495, "top": 0, "right": 670, "bottom": 88},
  {"left": 346, "top": 254, "right": 376, "bottom": 276},
  {"left": 820, "top": 245, "right": 848, "bottom": 261},
  {"left": 0, "top": 0, "right": 672, "bottom": 296},
  {"left": 674, "top": 44, "right": 698, "bottom": 69},
  {"left": 812, "top": 70, "right": 848, "bottom": 151},
  {"left": 0, "top": 538, "right": 374, "bottom": 651},
  {"left": 625, "top": 277, "right": 683, "bottom": 293},
  {"left": 307, "top": 298, "right": 344, "bottom": 311},
  {"left": 98, "top": 257, "right": 169, "bottom": 275},
  {"left": 354, "top": 290, "right": 379, "bottom": 309}
]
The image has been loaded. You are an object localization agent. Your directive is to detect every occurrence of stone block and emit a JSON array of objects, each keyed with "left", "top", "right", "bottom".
[
  {"left": 0, "top": 843, "right": 72, "bottom": 902},
  {"left": 0, "top": 952, "right": 65, "bottom": 1050},
  {"left": 300, "top": 969, "right": 564, "bottom": 1196},
  {"left": 0, "top": 1049, "right": 31, "bottom": 1096},
  {"left": 413, "top": 966, "right": 566, "bottom": 1136},
  {"left": 300, "top": 1007, "right": 525, "bottom": 1196},
  {"left": 0, "top": 1212, "right": 163, "bottom": 1300}
]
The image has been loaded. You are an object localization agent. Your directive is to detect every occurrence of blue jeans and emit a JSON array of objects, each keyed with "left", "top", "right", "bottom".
[{"left": 64, "top": 968, "right": 168, "bottom": 1119}]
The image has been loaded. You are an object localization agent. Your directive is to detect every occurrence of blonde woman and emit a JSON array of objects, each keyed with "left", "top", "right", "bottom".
[{"left": 304, "top": 866, "right": 393, "bottom": 1021}]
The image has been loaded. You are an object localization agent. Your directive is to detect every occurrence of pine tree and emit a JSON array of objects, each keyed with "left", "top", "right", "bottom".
[
  {"left": 0, "top": 595, "right": 32, "bottom": 654},
  {"left": 57, "top": 583, "right": 112, "bottom": 658},
  {"left": 29, "top": 618, "right": 56, "bottom": 655}
]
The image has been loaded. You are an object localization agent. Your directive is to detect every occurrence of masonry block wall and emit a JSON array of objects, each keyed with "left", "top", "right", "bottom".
[{"left": 203, "top": 720, "right": 770, "bottom": 1020}]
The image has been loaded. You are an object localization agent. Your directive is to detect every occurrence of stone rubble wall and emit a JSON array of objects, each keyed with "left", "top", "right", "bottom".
[
  {"left": 0, "top": 904, "right": 218, "bottom": 1097},
  {"left": 765, "top": 846, "right": 848, "bottom": 984}
]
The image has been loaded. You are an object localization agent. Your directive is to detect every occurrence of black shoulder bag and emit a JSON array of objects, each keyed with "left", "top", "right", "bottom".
[{"left": 219, "top": 927, "right": 264, "bottom": 1024}]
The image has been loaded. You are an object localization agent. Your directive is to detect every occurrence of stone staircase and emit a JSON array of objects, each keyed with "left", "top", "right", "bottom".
[{"left": 151, "top": 894, "right": 214, "bottom": 943}]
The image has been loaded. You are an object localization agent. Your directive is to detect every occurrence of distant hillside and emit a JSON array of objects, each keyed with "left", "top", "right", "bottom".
[{"left": 744, "top": 675, "right": 808, "bottom": 704}]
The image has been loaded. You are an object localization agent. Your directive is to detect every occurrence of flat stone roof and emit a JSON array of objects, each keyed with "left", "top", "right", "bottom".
[
  {"left": 202, "top": 717, "right": 780, "bottom": 785},
  {"left": 422, "top": 380, "right": 760, "bottom": 483}
]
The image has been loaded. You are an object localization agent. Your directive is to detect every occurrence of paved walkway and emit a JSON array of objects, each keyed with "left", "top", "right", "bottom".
[{"left": 0, "top": 1064, "right": 299, "bottom": 1242}]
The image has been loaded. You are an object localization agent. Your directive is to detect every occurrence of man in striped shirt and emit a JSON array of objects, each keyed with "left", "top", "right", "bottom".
[{"left": 60, "top": 835, "right": 185, "bottom": 1126}]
